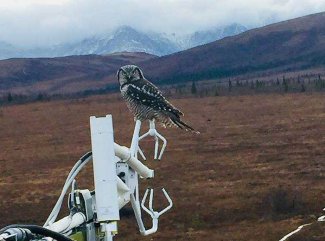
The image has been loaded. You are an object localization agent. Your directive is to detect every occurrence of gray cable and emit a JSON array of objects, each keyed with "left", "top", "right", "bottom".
[{"left": 44, "top": 153, "right": 92, "bottom": 227}]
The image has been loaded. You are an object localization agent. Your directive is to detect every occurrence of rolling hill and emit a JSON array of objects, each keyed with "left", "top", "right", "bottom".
[
  {"left": 0, "top": 52, "right": 156, "bottom": 95},
  {"left": 141, "top": 12, "right": 325, "bottom": 84}
]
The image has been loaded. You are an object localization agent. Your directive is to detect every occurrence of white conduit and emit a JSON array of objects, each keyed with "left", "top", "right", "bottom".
[
  {"left": 47, "top": 212, "right": 86, "bottom": 234},
  {"left": 279, "top": 223, "right": 312, "bottom": 241},
  {"left": 44, "top": 154, "right": 92, "bottom": 227}
]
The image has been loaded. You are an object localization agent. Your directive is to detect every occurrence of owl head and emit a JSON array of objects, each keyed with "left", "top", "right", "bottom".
[{"left": 117, "top": 65, "right": 144, "bottom": 86}]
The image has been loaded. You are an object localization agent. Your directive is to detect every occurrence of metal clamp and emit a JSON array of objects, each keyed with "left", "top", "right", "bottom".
[
  {"left": 138, "top": 120, "right": 167, "bottom": 160},
  {"left": 130, "top": 188, "right": 173, "bottom": 236},
  {"left": 130, "top": 119, "right": 167, "bottom": 161},
  {"left": 141, "top": 188, "right": 173, "bottom": 217}
]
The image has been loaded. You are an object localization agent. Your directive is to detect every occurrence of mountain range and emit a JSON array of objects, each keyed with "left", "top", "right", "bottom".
[
  {"left": 0, "top": 12, "right": 325, "bottom": 96},
  {"left": 0, "top": 24, "right": 247, "bottom": 60}
]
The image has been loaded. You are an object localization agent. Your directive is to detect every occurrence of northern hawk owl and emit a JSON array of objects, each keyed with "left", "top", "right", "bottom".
[{"left": 117, "top": 65, "right": 197, "bottom": 132}]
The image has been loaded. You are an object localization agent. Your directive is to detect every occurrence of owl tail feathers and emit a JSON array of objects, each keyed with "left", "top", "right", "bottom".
[{"left": 171, "top": 117, "right": 200, "bottom": 134}]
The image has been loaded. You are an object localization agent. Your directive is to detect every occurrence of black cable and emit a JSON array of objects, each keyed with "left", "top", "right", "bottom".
[
  {"left": 80, "top": 151, "right": 92, "bottom": 162},
  {"left": 0, "top": 225, "right": 73, "bottom": 241}
]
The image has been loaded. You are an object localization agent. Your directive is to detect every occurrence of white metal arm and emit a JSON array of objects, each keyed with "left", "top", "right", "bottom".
[
  {"left": 130, "top": 120, "right": 142, "bottom": 158},
  {"left": 126, "top": 119, "right": 172, "bottom": 236},
  {"left": 114, "top": 143, "right": 154, "bottom": 178},
  {"left": 131, "top": 188, "right": 173, "bottom": 236},
  {"left": 138, "top": 120, "right": 167, "bottom": 160},
  {"left": 141, "top": 188, "right": 173, "bottom": 217},
  {"left": 130, "top": 119, "right": 167, "bottom": 161}
]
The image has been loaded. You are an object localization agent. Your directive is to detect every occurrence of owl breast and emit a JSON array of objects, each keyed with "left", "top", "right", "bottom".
[
  {"left": 121, "top": 86, "right": 154, "bottom": 121},
  {"left": 121, "top": 85, "right": 172, "bottom": 126}
]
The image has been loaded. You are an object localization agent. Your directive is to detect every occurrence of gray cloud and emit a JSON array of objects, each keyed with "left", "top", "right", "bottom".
[{"left": 0, "top": 0, "right": 325, "bottom": 47}]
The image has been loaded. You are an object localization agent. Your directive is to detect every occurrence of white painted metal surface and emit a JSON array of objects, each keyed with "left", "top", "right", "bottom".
[
  {"left": 90, "top": 115, "right": 120, "bottom": 222},
  {"left": 101, "top": 222, "right": 117, "bottom": 241}
]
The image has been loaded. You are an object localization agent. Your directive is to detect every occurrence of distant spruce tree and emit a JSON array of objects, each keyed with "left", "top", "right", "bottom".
[
  {"left": 316, "top": 74, "right": 325, "bottom": 89},
  {"left": 250, "top": 81, "right": 255, "bottom": 89},
  {"left": 276, "top": 78, "right": 280, "bottom": 86},
  {"left": 282, "top": 76, "right": 288, "bottom": 93},
  {"left": 255, "top": 80, "right": 261, "bottom": 89},
  {"left": 301, "top": 83, "right": 306, "bottom": 92},
  {"left": 7, "top": 93, "right": 13, "bottom": 102},
  {"left": 37, "top": 93, "right": 44, "bottom": 101},
  {"left": 191, "top": 81, "right": 197, "bottom": 94},
  {"left": 228, "top": 79, "right": 232, "bottom": 92}
]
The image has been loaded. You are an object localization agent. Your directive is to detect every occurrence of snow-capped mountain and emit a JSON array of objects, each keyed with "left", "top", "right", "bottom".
[
  {"left": 187, "top": 23, "right": 248, "bottom": 48},
  {"left": 63, "top": 23, "right": 247, "bottom": 56},
  {"left": 0, "top": 24, "right": 248, "bottom": 59},
  {"left": 65, "top": 26, "right": 179, "bottom": 56},
  {"left": 162, "top": 23, "right": 248, "bottom": 50}
]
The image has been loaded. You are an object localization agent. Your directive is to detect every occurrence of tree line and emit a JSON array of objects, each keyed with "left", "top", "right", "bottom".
[
  {"left": 165, "top": 73, "right": 325, "bottom": 97},
  {"left": 0, "top": 73, "right": 324, "bottom": 105}
]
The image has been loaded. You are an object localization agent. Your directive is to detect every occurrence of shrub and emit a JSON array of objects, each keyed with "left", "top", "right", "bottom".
[{"left": 262, "top": 187, "right": 304, "bottom": 216}]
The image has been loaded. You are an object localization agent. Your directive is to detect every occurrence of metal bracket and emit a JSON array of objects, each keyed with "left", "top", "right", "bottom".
[
  {"left": 131, "top": 188, "right": 173, "bottom": 236},
  {"left": 127, "top": 119, "right": 172, "bottom": 236},
  {"left": 138, "top": 120, "right": 167, "bottom": 160}
]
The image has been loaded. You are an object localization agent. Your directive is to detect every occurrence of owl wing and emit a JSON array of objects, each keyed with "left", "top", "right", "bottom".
[{"left": 127, "top": 79, "right": 183, "bottom": 117}]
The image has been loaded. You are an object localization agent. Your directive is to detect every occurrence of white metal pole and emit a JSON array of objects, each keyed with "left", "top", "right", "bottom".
[
  {"left": 130, "top": 120, "right": 141, "bottom": 157},
  {"left": 90, "top": 115, "right": 120, "bottom": 239}
]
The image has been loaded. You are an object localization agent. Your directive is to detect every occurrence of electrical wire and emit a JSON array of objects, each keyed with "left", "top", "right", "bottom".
[{"left": 44, "top": 152, "right": 92, "bottom": 227}]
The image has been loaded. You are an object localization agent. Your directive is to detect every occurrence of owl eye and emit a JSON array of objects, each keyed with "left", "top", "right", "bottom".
[
  {"left": 133, "top": 68, "right": 143, "bottom": 79},
  {"left": 117, "top": 69, "right": 128, "bottom": 84}
]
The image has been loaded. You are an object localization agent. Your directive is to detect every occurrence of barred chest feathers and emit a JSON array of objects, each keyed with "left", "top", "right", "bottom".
[{"left": 121, "top": 84, "right": 159, "bottom": 121}]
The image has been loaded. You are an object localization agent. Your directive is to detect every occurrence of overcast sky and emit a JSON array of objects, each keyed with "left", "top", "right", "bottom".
[{"left": 0, "top": 0, "right": 325, "bottom": 48}]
